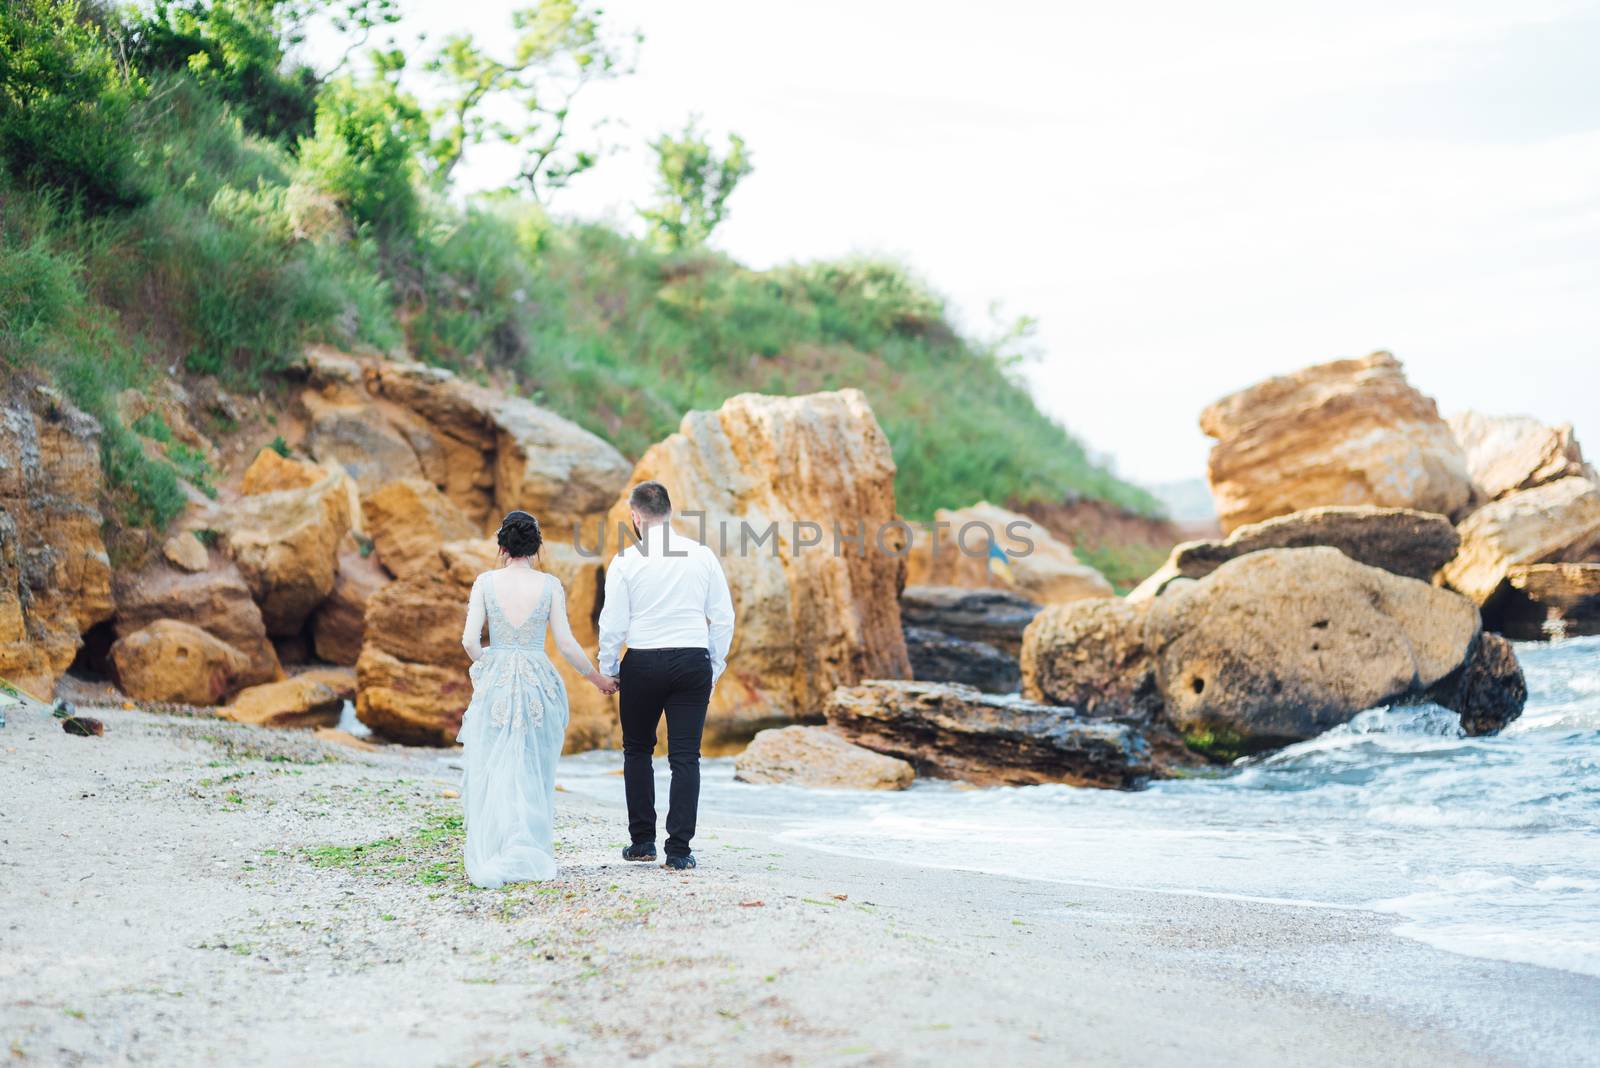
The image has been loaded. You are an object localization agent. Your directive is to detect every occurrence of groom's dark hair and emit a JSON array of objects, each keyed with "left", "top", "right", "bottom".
[{"left": 629, "top": 481, "right": 671, "bottom": 519}]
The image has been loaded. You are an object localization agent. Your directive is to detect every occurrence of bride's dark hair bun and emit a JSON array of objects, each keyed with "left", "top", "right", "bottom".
[{"left": 497, "top": 510, "right": 542, "bottom": 559}]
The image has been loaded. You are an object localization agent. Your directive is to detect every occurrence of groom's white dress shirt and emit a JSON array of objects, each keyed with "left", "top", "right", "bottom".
[{"left": 597, "top": 522, "right": 735, "bottom": 685}]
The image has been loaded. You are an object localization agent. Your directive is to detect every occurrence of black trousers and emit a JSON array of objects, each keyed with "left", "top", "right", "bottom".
[{"left": 618, "top": 647, "right": 712, "bottom": 857}]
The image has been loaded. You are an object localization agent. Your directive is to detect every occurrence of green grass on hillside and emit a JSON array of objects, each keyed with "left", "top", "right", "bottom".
[{"left": 3, "top": 59, "right": 1157, "bottom": 528}]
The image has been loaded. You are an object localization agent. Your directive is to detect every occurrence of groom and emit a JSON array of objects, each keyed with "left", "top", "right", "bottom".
[{"left": 596, "top": 481, "right": 736, "bottom": 871}]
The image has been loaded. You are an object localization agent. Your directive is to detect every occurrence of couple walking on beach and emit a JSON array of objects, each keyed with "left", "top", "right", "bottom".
[{"left": 457, "top": 480, "right": 736, "bottom": 887}]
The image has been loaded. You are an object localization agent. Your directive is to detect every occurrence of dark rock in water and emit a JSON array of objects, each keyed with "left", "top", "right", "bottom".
[
  {"left": 904, "top": 626, "right": 1019, "bottom": 694},
  {"left": 824, "top": 679, "right": 1152, "bottom": 789},
  {"left": 1426, "top": 632, "right": 1526, "bottom": 735},
  {"left": 1485, "top": 563, "right": 1600, "bottom": 641},
  {"left": 899, "top": 585, "right": 1041, "bottom": 657},
  {"left": 1128, "top": 506, "right": 1461, "bottom": 601},
  {"left": 1021, "top": 598, "right": 1164, "bottom": 723}
]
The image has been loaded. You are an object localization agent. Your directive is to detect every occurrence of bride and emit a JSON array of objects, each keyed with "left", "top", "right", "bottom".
[{"left": 458, "top": 510, "right": 617, "bottom": 888}]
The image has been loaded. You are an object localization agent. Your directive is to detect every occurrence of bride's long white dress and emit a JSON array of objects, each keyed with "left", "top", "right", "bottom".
[{"left": 458, "top": 567, "right": 591, "bottom": 888}]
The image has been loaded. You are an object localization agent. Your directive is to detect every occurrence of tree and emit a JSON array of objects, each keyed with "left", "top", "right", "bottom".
[
  {"left": 296, "top": 57, "right": 427, "bottom": 234},
  {"left": 638, "top": 118, "right": 752, "bottom": 252},
  {"left": 424, "top": 0, "right": 636, "bottom": 201},
  {"left": 0, "top": 0, "right": 149, "bottom": 214}
]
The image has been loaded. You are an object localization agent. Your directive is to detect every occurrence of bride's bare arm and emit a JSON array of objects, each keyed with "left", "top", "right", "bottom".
[{"left": 461, "top": 575, "right": 487, "bottom": 663}]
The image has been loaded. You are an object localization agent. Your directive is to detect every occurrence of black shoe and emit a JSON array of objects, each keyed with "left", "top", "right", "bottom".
[
  {"left": 662, "top": 853, "right": 696, "bottom": 872},
  {"left": 622, "top": 843, "right": 656, "bottom": 863}
]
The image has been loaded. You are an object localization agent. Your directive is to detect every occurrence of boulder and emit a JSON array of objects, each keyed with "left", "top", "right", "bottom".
[
  {"left": 1487, "top": 563, "right": 1600, "bottom": 640},
  {"left": 904, "top": 626, "right": 1020, "bottom": 694},
  {"left": 161, "top": 530, "right": 211, "bottom": 573},
  {"left": 1424, "top": 632, "right": 1526, "bottom": 737},
  {"left": 824, "top": 680, "right": 1152, "bottom": 789},
  {"left": 311, "top": 544, "right": 390, "bottom": 665},
  {"left": 899, "top": 585, "right": 1041, "bottom": 657},
  {"left": 0, "top": 384, "right": 114, "bottom": 697},
  {"left": 734, "top": 725, "right": 915, "bottom": 790},
  {"left": 602, "top": 390, "right": 910, "bottom": 744},
  {"left": 906, "top": 502, "right": 1114, "bottom": 605},
  {"left": 1448, "top": 411, "right": 1592, "bottom": 503},
  {"left": 363, "top": 478, "right": 477, "bottom": 579},
  {"left": 302, "top": 388, "right": 425, "bottom": 493},
  {"left": 1202, "top": 352, "right": 1472, "bottom": 533},
  {"left": 1146, "top": 548, "right": 1493, "bottom": 751},
  {"left": 492, "top": 397, "right": 633, "bottom": 542},
  {"left": 109, "top": 620, "right": 252, "bottom": 705},
  {"left": 1127, "top": 506, "right": 1460, "bottom": 601},
  {"left": 220, "top": 471, "right": 353, "bottom": 635},
  {"left": 1020, "top": 598, "right": 1164, "bottom": 724},
  {"left": 354, "top": 539, "right": 614, "bottom": 748},
  {"left": 1440, "top": 477, "right": 1600, "bottom": 605},
  {"left": 240, "top": 448, "right": 325, "bottom": 495},
  {"left": 112, "top": 562, "right": 282, "bottom": 688},
  {"left": 222, "top": 667, "right": 354, "bottom": 729}
]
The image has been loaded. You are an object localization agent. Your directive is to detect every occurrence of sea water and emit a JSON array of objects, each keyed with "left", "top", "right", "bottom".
[{"left": 559, "top": 635, "right": 1600, "bottom": 977}]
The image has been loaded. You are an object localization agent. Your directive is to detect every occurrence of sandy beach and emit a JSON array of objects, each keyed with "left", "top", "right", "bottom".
[{"left": 3, "top": 703, "right": 1597, "bottom": 1068}]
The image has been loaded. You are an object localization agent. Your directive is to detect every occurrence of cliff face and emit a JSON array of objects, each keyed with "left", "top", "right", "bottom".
[
  {"left": 604, "top": 389, "right": 911, "bottom": 745},
  {"left": 0, "top": 382, "right": 114, "bottom": 698}
]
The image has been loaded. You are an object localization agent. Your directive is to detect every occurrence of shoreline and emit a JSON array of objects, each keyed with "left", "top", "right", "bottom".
[{"left": 3, "top": 705, "right": 1597, "bottom": 1066}]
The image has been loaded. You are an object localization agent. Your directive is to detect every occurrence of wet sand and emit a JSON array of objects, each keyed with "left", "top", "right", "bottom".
[{"left": 3, "top": 704, "right": 1596, "bottom": 1066}]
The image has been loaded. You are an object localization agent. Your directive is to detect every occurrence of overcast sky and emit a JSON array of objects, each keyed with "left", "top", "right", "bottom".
[{"left": 316, "top": 0, "right": 1600, "bottom": 484}]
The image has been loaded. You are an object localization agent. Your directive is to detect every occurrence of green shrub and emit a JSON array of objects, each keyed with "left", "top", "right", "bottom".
[
  {"left": 0, "top": 0, "right": 148, "bottom": 213},
  {"left": 296, "top": 74, "right": 426, "bottom": 236}
]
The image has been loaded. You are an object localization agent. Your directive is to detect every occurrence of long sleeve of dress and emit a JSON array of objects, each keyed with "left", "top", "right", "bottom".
[
  {"left": 461, "top": 575, "right": 487, "bottom": 663},
  {"left": 548, "top": 580, "right": 598, "bottom": 677}
]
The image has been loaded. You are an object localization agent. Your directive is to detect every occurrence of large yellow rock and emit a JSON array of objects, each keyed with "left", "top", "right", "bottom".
[
  {"left": 1202, "top": 352, "right": 1472, "bottom": 534},
  {"left": 734, "top": 726, "right": 914, "bottom": 790},
  {"left": 602, "top": 390, "right": 910, "bottom": 745},
  {"left": 363, "top": 478, "right": 477, "bottom": 579},
  {"left": 240, "top": 448, "right": 324, "bottom": 495},
  {"left": 223, "top": 667, "right": 354, "bottom": 728},
  {"left": 311, "top": 544, "right": 390, "bottom": 665},
  {"left": 1440, "top": 477, "right": 1600, "bottom": 605},
  {"left": 907, "top": 501, "right": 1113, "bottom": 605},
  {"left": 1448, "top": 411, "right": 1592, "bottom": 504},
  {"left": 1147, "top": 548, "right": 1483, "bottom": 748},
  {"left": 221, "top": 471, "right": 353, "bottom": 635},
  {"left": 0, "top": 384, "right": 114, "bottom": 697},
  {"left": 112, "top": 562, "right": 282, "bottom": 688},
  {"left": 110, "top": 619, "right": 252, "bottom": 706},
  {"left": 1020, "top": 597, "right": 1163, "bottom": 722}
]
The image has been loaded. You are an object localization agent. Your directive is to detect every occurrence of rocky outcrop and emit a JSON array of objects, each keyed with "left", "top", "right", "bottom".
[
  {"left": 112, "top": 563, "right": 282, "bottom": 688},
  {"left": 362, "top": 478, "right": 477, "bottom": 579},
  {"left": 0, "top": 383, "right": 114, "bottom": 697},
  {"left": 240, "top": 448, "right": 325, "bottom": 495},
  {"left": 219, "top": 471, "right": 353, "bottom": 635},
  {"left": 824, "top": 680, "right": 1152, "bottom": 789},
  {"left": 355, "top": 539, "right": 614, "bottom": 748},
  {"left": 311, "top": 544, "right": 389, "bottom": 665},
  {"left": 1488, "top": 563, "right": 1600, "bottom": 640},
  {"left": 222, "top": 667, "right": 354, "bottom": 728},
  {"left": 603, "top": 390, "right": 909, "bottom": 744},
  {"left": 1202, "top": 352, "right": 1472, "bottom": 533},
  {"left": 1448, "top": 411, "right": 1592, "bottom": 504},
  {"left": 1146, "top": 548, "right": 1511, "bottom": 749},
  {"left": 1021, "top": 598, "right": 1163, "bottom": 723},
  {"left": 904, "top": 627, "right": 1020, "bottom": 694},
  {"left": 1127, "top": 506, "right": 1460, "bottom": 601},
  {"left": 899, "top": 586, "right": 1041, "bottom": 657},
  {"left": 906, "top": 502, "right": 1113, "bottom": 605},
  {"left": 1440, "top": 477, "right": 1600, "bottom": 606},
  {"left": 298, "top": 349, "right": 630, "bottom": 536},
  {"left": 109, "top": 619, "right": 252, "bottom": 705},
  {"left": 734, "top": 725, "right": 915, "bottom": 790}
]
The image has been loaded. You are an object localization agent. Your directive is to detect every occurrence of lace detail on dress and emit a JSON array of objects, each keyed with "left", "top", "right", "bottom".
[{"left": 470, "top": 573, "right": 565, "bottom": 734}]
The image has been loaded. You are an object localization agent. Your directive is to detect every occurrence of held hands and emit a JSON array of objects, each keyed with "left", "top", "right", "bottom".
[{"left": 588, "top": 671, "right": 620, "bottom": 695}]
